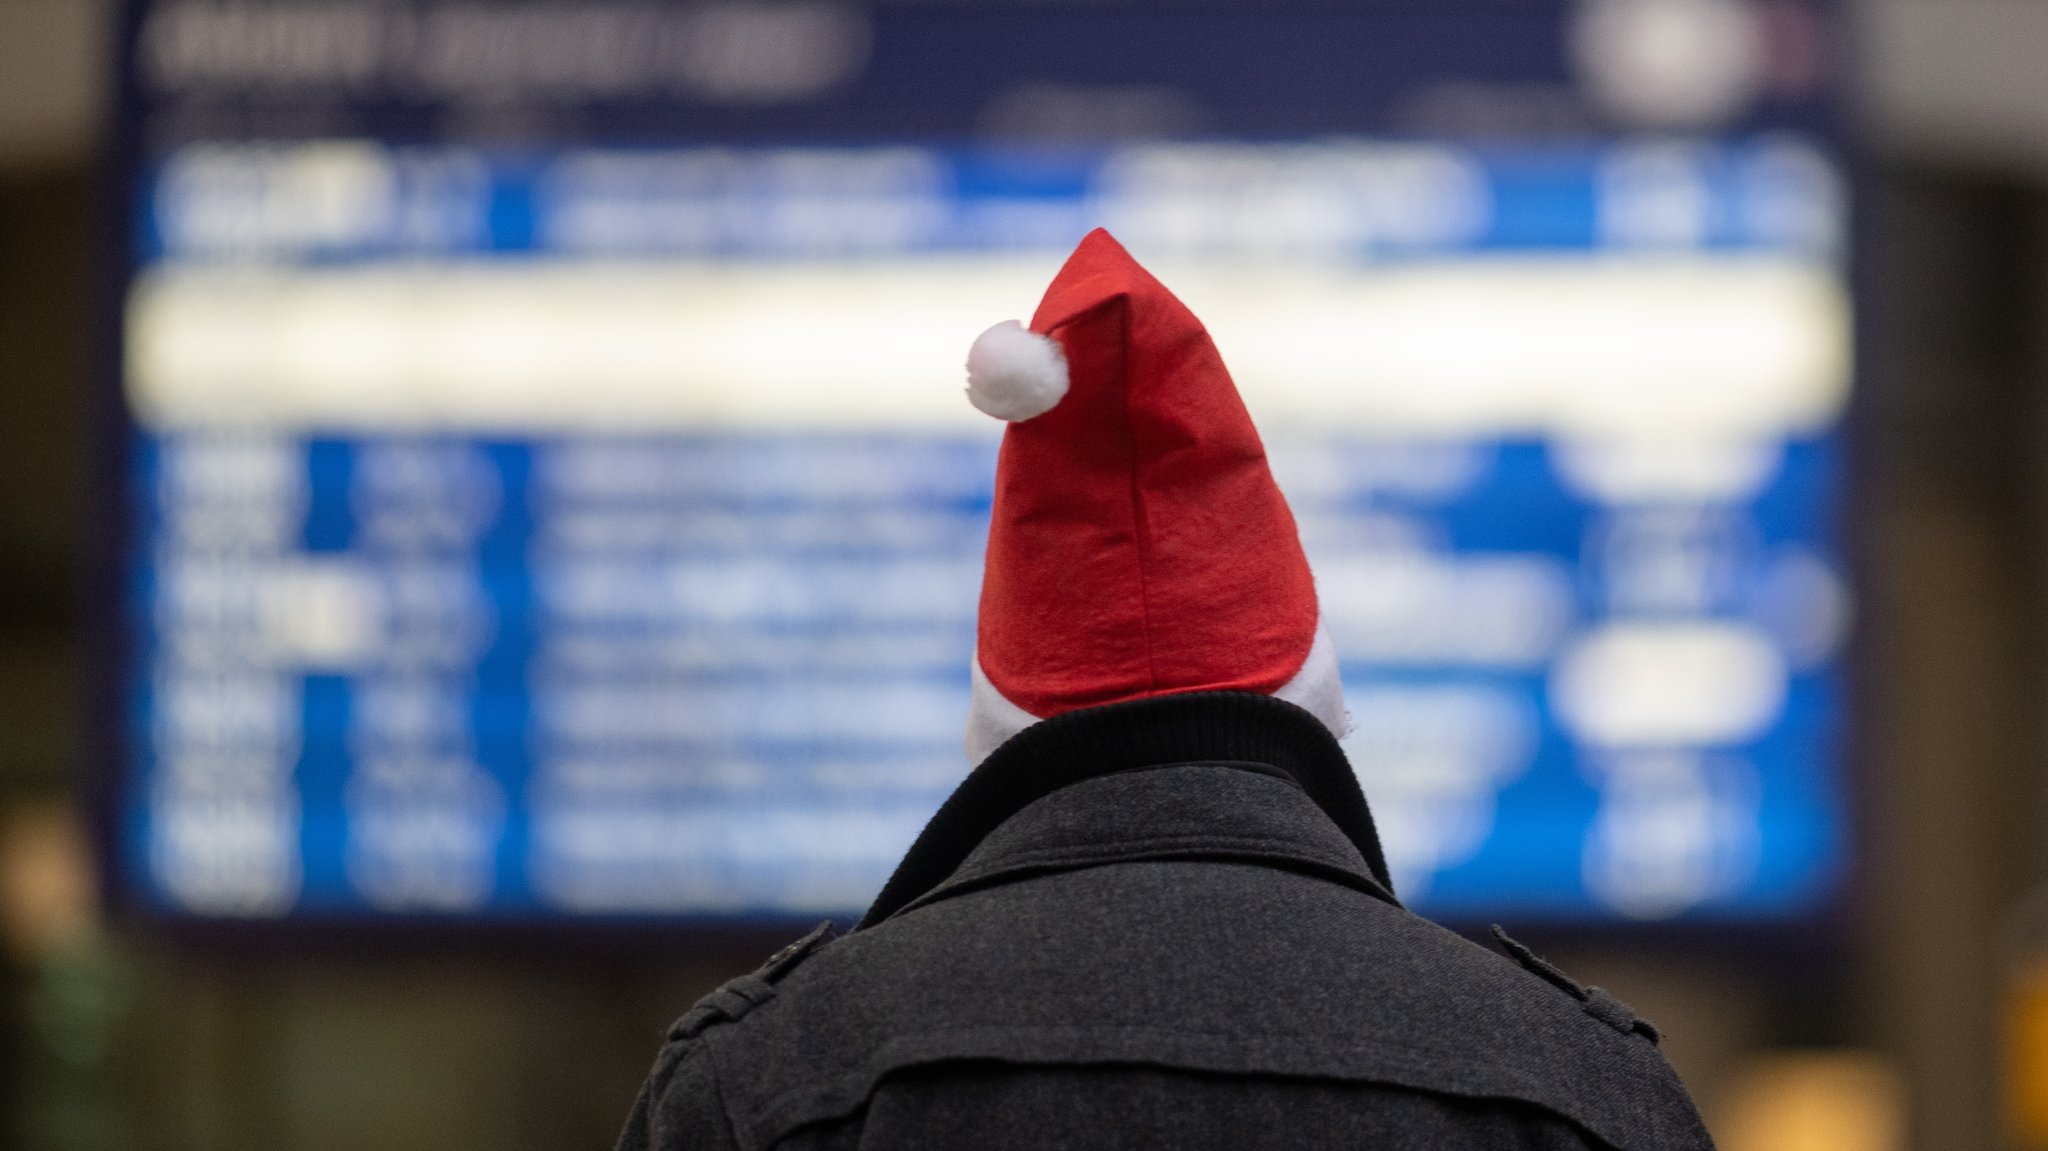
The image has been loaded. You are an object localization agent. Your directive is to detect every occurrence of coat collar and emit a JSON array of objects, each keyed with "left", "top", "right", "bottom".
[{"left": 858, "top": 692, "right": 1398, "bottom": 929}]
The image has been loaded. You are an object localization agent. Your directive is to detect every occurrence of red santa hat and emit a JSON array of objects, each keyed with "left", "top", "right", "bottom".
[{"left": 962, "top": 228, "right": 1349, "bottom": 762}]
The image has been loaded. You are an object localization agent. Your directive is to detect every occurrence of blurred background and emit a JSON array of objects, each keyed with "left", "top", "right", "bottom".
[{"left": 1, "top": 0, "right": 2046, "bottom": 1147}]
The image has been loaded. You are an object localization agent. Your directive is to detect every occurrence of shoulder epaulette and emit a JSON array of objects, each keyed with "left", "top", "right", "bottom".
[
  {"left": 669, "top": 921, "right": 838, "bottom": 1041},
  {"left": 1490, "top": 925, "right": 1661, "bottom": 1044}
]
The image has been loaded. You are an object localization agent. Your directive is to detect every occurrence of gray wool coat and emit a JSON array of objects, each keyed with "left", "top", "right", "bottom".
[{"left": 616, "top": 693, "right": 1715, "bottom": 1150}]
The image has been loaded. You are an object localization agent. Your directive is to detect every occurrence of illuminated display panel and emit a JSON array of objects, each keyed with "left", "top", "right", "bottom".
[{"left": 112, "top": 0, "right": 1849, "bottom": 922}]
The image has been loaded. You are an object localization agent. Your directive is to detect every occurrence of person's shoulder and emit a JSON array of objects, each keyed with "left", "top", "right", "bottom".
[
  {"left": 1369, "top": 913, "right": 1711, "bottom": 1148},
  {"left": 618, "top": 923, "right": 841, "bottom": 1151},
  {"left": 1478, "top": 924, "right": 1665, "bottom": 1044},
  {"left": 670, "top": 922, "right": 841, "bottom": 1045},
  {"left": 1327, "top": 900, "right": 1695, "bottom": 1089}
]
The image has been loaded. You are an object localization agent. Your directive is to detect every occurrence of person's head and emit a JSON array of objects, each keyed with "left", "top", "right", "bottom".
[{"left": 961, "top": 229, "right": 1347, "bottom": 763}]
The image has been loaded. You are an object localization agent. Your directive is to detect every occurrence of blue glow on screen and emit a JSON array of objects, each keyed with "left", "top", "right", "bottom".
[{"left": 117, "top": 4, "right": 1849, "bottom": 925}]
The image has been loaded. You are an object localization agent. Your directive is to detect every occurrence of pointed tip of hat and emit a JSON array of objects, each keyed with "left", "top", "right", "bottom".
[
  {"left": 960, "top": 230, "right": 1140, "bottom": 424},
  {"left": 1076, "top": 225, "right": 1122, "bottom": 250},
  {"left": 1067, "top": 227, "right": 1137, "bottom": 270},
  {"left": 1030, "top": 227, "right": 1172, "bottom": 335}
]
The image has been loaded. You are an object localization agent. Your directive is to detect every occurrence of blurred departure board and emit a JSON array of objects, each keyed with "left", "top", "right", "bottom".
[{"left": 111, "top": 0, "right": 1849, "bottom": 922}]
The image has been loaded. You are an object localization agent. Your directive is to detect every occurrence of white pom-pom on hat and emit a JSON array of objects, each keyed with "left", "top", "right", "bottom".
[{"left": 966, "top": 320, "right": 1068, "bottom": 422}]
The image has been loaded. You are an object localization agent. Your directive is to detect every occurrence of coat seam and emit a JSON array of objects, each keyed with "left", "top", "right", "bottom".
[
  {"left": 744, "top": 1023, "right": 1690, "bottom": 1149},
  {"left": 1116, "top": 297, "right": 1161, "bottom": 695}
]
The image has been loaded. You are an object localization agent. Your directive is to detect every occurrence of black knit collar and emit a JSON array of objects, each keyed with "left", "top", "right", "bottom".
[{"left": 857, "top": 692, "right": 1397, "bottom": 929}]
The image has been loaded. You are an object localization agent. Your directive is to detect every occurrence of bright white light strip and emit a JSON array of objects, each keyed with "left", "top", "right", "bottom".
[
  {"left": 1552, "top": 622, "right": 1790, "bottom": 747},
  {"left": 127, "top": 255, "right": 1848, "bottom": 436}
]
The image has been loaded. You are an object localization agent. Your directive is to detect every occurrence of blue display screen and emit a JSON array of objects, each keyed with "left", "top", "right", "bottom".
[{"left": 114, "top": 0, "right": 1849, "bottom": 923}]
